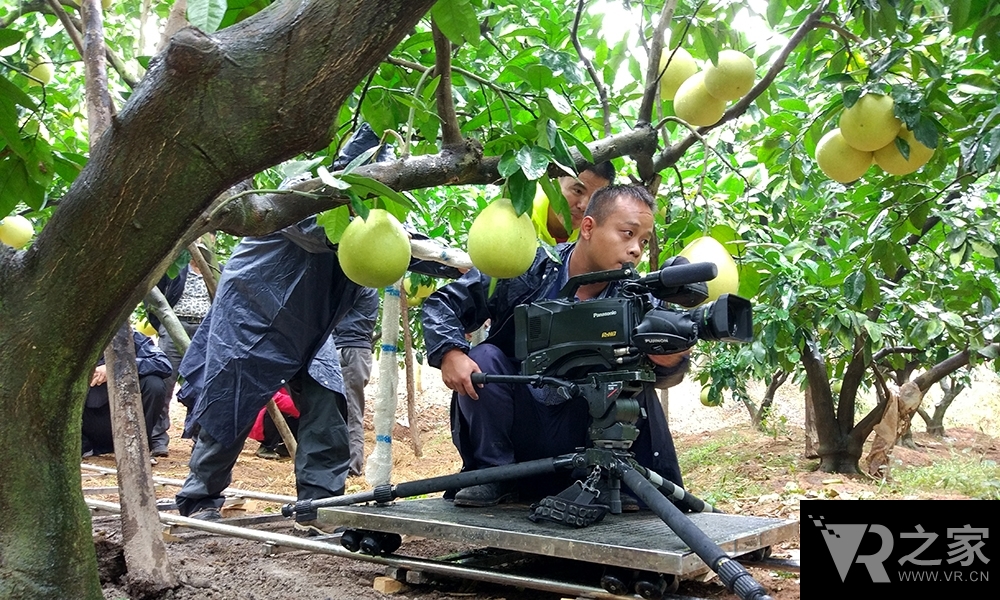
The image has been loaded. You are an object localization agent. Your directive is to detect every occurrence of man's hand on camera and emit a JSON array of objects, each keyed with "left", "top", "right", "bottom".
[
  {"left": 647, "top": 348, "right": 691, "bottom": 369},
  {"left": 441, "top": 348, "right": 482, "bottom": 400}
]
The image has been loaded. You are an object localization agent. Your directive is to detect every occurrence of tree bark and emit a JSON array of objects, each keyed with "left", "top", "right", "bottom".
[
  {"left": 106, "top": 325, "right": 178, "bottom": 595},
  {"left": 401, "top": 293, "right": 423, "bottom": 457},
  {"left": 0, "top": 2, "right": 437, "bottom": 597}
]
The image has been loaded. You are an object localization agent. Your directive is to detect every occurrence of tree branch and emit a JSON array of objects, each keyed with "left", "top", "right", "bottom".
[
  {"left": 203, "top": 125, "right": 659, "bottom": 237},
  {"left": 81, "top": 0, "right": 113, "bottom": 138},
  {"left": 872, "top": 345, "right": 920, "bottom": 362},
  {"left": 800, "top": 337, "right": 840, "bottom": 448},
  {"left": 571, "top": 0, "right": 610, "bottom": 137},
  {"left": 654, "top": 0, "right": 830, "bottom": 171},
  {"left": 637, "top": 0, "right": 678, "bottom": 128},
  {"left": 431, "top": 20, "right": 463, "bottom": 148},
  {"left": 46, "top": 0, "right": 85, "bottom": 55}
]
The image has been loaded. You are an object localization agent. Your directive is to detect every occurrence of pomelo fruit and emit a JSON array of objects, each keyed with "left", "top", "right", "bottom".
[
  {"left": 338, "top": 209, "right": 411, "bottom": 288},
  {"left": 839, "top": 93, "right": 902, "bottom": 152},
  {"left": 673, "top": 72, "right": 726, "bottom": 127},
  {"left": 703, "top": 49, "right": 756, "bottom": 101},
  {"left": 467, "top": 198, "right": 538, "bottom": 279},
  {"left": 815, "top": 128, "right": 873, "bottom": 183},
  {"left": 404, "top": 275, "right": 436, "bottom": 304},
  {"left": 677, "top": 236, "right": 739, "bottom": 301},
  {"left": 0, "top": 215, "right": 34, "bottom": 249},
  {"left": 873, "top": 127, "right": 934, "bottom": 176},
  {"left": 658, "top": 47, "right": 698, "bottom": 101},
  {"left": 26, "top": 56, "right": 53, "bottom": 86}
]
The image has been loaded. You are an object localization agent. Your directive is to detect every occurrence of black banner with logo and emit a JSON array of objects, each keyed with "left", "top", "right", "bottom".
[{"left": 801, "top": 499, "right": 996, "bottom": 596}]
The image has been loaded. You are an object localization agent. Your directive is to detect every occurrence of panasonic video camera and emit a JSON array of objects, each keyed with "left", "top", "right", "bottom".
[{"left": 513, "top": 259, "right": 752, "bottom": 380}]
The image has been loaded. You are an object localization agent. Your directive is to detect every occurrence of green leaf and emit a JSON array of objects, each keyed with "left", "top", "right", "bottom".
[
  {"left": 843, "top": 88, "right": 862, "bottom": 109},
  {"left": 317, "top": 205, "right": 351, "bottom": 244},
  {"left": 560, "top": 130, "right": 594, "bottom": 163},
  {"left": 0, "top": 156, "right": 44, "bottom": 212},
  {"left": 0, "top": 75, "right": 35, "bottom": 111},
  {"left": 498, "top": 150, "right": 519, "bottom": 178},
  {"left": 187, "top": 0, "right": 228, "bottom": 33},
  {"left": 939, "top": 312, "right": 965, "bottom": 328},
  {"left": 506, "top": 169, "right": 534, "bottom": 215},
  {"left": 545, "top": 123, "right": 576, "bottom": 173},
  {"left": 316, "top": 166, "right": 351, "bottom": 190},
  {"left": 894, "top": 136, "right": 911, "bottom": 161},
  {"left": 515, "top": 146, "right": 551, "bottom": 181},
  {"left": 0, "top": 29, "right": 25, "bottom": 50},
  {"left": 431, "top": 0, "right": 481, "bottom": 46},
  {"left": 341, "top": 173, "right": 415, "bottom": 211},
  {"left": 766, "top": 0, "right": 784, "bottom": 27},
  {"left": 949, "top": 0, "right": 973, "bottom": 32},
  {"left": 538, "top": 50, "right": 585, "bottom": 85},
  {"left": 912, "top": 115, "right": 939, "bottom": 149},
  {"left": 539, "top": 175, "right": 570, "bottom": 233},
  {"left": 699, "top": 26, "right": 720, "bottom": 65}
]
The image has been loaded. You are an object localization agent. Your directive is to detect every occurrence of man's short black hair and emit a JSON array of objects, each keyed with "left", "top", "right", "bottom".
[
  {"left": 584, "top": 184, "right": 656, "bottom": 223},
  {"left": 582, "top": 161, "right": 616, "bottom": 185}
]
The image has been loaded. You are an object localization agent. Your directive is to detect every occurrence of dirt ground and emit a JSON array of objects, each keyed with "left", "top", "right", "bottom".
[{"left": 90, "top": 365, "right": 1000, "bottom": 600}]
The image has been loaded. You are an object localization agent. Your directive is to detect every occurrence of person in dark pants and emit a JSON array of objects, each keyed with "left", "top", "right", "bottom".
[
  {"left": 332, "top": 287, "right": 379, "bottom": 476},
  {"left": 422, "top": 185, "right": 691, "bottom": 507},
  {"left": 82, "top": 331, "right": 172, "bottom": 457},
  {"left": 148, "top": 259, "right": 211, "bottom": 457},
  {"left": 173, "top": 125, "right": 386, "bottom": 533}
]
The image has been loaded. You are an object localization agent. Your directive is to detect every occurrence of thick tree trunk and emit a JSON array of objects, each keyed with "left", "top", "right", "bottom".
[{"left": 0, "top": 2, "right": 437, "bottom": 597}]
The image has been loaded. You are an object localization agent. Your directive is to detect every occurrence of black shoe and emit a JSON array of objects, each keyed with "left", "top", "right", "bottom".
[
  {"left": 454, "top": 482, "right": 518, "bottom": 508},
  {"left": 188, "top": 507, "right": 222, "bottom": 522},
  {"left": 150, "top": 446, "right": 169, "bottom": 458}
]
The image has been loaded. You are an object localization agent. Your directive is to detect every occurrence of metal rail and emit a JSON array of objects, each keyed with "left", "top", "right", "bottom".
[
  {"left": 80, "top": 462, "right": 296, "bottom": 503},
  {"left": 86, "top": 498, "right": 722, "bottom": 600}
]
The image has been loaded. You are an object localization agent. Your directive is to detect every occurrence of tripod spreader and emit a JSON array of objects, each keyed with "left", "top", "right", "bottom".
[{"left": 281, "top": 455, "right": 575, "bottom": 518}]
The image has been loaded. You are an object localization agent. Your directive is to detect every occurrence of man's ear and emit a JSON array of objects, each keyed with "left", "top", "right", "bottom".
[{"left": 578, "top": 215, "right": 596, "bottom": 239}]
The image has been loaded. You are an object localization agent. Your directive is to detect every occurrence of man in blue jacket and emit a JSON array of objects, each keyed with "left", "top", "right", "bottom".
[{"left": 422, "top": 184, "right": 690, "bottom": 507}]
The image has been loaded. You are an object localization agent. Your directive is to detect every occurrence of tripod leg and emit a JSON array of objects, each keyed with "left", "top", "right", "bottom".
[{"left": 618, "top": 462, "right": 773, "bottom": 600}]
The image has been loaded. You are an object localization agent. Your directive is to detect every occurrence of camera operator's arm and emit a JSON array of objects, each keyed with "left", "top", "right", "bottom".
[
  {"left": 422, "top": 268, "right": 493, "bottom": 372},
  {"left": 648, "top": 349, "right": 691, "bottom": 389},
  {"left": 440, "top": 348, "right": 483, "bottom": 400}
]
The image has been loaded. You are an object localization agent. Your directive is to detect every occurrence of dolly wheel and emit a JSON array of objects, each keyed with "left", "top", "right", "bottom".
[{"left": 600, "top": 573, "right": 630, "bottom": 596}]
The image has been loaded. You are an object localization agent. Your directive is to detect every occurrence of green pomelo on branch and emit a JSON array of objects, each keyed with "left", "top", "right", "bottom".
[
  {"left": 404, "top": 274, "right": 436, "bottom": 304},
  {"left": 815, "top": 128, "right": 873, "bottom": 183},
  {"left": 337, "top": 209, "right": 411, "bottom": 288},
  {"left": 702, "top": 49, "right": 756, "bottom": 102},
  {"left": 658, "top": 47, "right": 698, "bottom": 101},
  {"left": 0, "top": 215, "right": 35, "bottom": 249},
  {"left": 873, "top": 127, "right": 935, "bottom": 176},
  {"left": 672, "top": 71, "right": 726, "bottom": 127},
  {"left": 677, "top": 236, "right": 740, "bottom": 301},
  {"left": 26, "top": 56, "right": 53, "bottom": 86},
  {"left": 838, "top": 93, "right": 902, "bottom": 152},
  {"left": 467, "top": 198, "right": 538, "bottom": 279}
]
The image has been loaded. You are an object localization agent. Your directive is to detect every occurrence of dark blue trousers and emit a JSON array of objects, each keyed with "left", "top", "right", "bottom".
[{"left": 451, "top": 344, "right": 683, "bottom": 499}]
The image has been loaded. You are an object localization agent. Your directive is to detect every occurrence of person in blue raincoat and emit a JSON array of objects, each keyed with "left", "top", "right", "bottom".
[{"left": 174, "top": 125, "right": 384, "bottom": 534}]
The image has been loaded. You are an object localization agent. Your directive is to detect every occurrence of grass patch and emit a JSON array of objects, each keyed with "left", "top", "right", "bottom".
[
  {"left": 678, "top": 431, "right": 785, "bottom": 506},
  {"left": 889, "top": 453, "right": 1000, "bottom": 499}
]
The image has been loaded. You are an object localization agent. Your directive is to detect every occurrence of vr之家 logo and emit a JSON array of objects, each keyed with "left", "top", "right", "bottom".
[
  {"left": 810, "top": 515, "right": 894, "bottom": 582},
  {"left": 802, "top": 499, "right": 995, "bottom": 594}
]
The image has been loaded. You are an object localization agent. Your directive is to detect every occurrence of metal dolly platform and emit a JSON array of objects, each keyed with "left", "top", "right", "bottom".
[{"left": 319, "top": 498, "right": 797, "bottom": 578}]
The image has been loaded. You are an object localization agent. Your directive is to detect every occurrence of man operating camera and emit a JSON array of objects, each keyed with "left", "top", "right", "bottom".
[{"left": 423, "top": 184, "right": 690, "bottom": 508}]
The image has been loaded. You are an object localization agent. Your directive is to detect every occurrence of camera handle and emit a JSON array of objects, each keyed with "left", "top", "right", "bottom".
[{"left": 470, "top": 372, "right": 580, "bottom": 401}]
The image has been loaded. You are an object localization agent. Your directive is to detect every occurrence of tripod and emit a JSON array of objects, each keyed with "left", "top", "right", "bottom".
[{"left": 283, "top": 369, "right": 773, "bottom": 600}]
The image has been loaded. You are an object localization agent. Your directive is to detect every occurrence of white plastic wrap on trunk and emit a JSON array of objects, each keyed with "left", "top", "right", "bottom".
[
  {"left": 410, "top": 238, "right": 473, "bottom": 270},
  {"left": 365, "top": 279, "right": 402, "bottom": 486}
]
